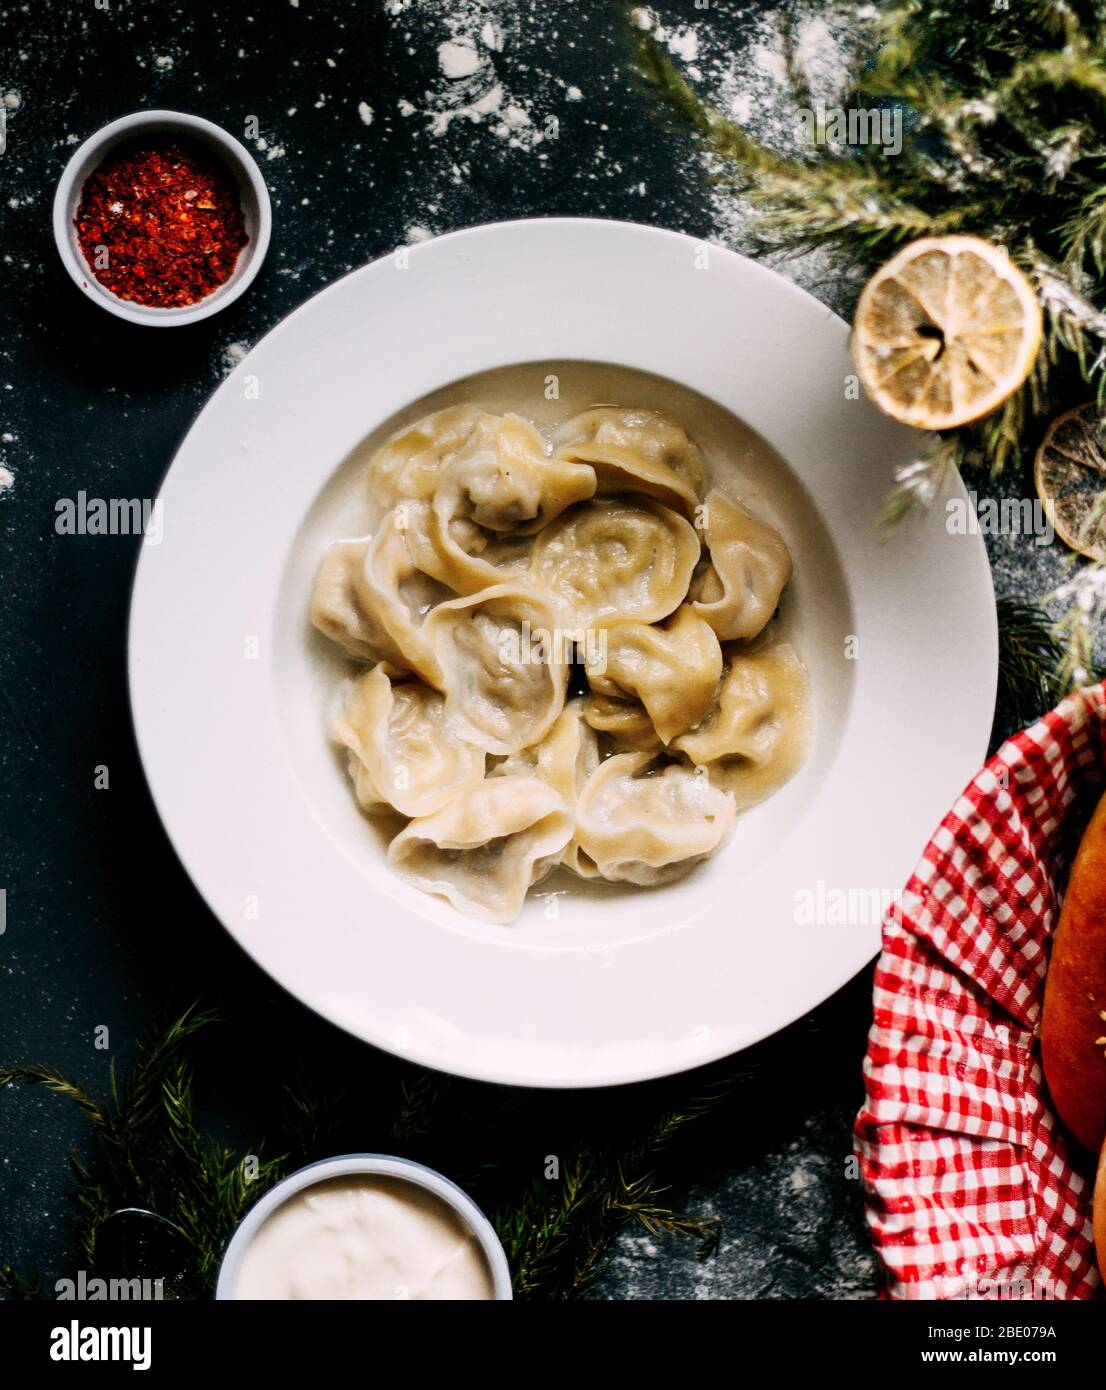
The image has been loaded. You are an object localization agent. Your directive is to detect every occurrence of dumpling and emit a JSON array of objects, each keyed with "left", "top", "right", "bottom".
[
  {"left": 478, "top": 530, "right": 535, "bottom": 576},
  {"left": 311, "top": 537, "right": 387, "bottom": 663},
  {"left": 672, "top": 643, "right": 811, "bottom": 809},
  {"left": 581, "top": 691, "right": 662, "bottom": 753},
  {"left": 435, "top": 412, "right": 595, "bottom": 534},
  {"left": 331, "top": 665, "right": 484, "bottom": 818},
  {"left": 368, "top": 404, "right": 487, "bottom": 510},
  {"left": 387, "top": 776, "right": 574, "bottom": 924},
  {"left": 424, "top": 584, "right": 568, "bottom": 755},
  {"left": 575, "top": 751, "right": 736, "bottom": 886},
  {"left": 409, "top": 417, "right": 595, "bottom": 595},
  {"left": 585, "top": 605, "right": 722, "bottom": 744},
  {"left": 356, "top": 512, "right": 449, "bottom": 686},
  {"left": 552, "top": 407, "right": 705, "bottom": 518},
  {"left": 530, "top": 498, "right": 700, "bottom": 630},
  {"left": 690, "top": 490, "right": 793, "bottom": 641},
  {"left": 495, "top": 699, "right": 601, "bottom": 876},
  {"left": 494, "top": 699, "right": 598, "bottom": 802},
  {"left": 402, "top": 504, "right": 508, "bottom": 596}
]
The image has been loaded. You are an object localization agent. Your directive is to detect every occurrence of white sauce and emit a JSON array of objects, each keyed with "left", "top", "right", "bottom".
[{"left": 234, "top": 1175, "right": 496, "bottom": 1300}]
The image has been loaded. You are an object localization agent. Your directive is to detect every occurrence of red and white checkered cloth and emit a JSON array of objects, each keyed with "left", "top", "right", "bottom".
[{"left": 856, "top": 681, "right": 1106, "bottom": 1300}]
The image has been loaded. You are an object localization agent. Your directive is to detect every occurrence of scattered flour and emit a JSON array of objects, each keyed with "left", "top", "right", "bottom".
[
  {"left": 385, "top": 1, "right": 548, "bottom": 151},
  {"left": 438, "top": 38, "right": 481, "bottom": 80},
  {"left": 221, "top": 341, "right": 249, "bottom": 374},
  {"left": 357, "top": 101, "right": 374, "bottom": 125},
  {"left": 154, "top": 55, "right": 174, "bottom": 70},
  {"left": 481, "top": 20, "right": 504, "bottom": 52},
  {"left": 3, "top": 90, "right": 21, "bottom": 110},
  {"left": 0, "top": 465, "right": 14, "bottom": 495},
  {"left": 633, "top": 2, "right": 866, "bottom": 312}
]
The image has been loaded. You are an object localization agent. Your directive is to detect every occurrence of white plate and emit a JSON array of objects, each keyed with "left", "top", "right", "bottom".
[{"left": 129, "top": 219, "right": 997, "bottom": 1088}]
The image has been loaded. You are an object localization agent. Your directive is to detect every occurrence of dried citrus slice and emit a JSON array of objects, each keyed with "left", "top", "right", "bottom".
[
  {"left": 853, "top": 235, "right": 1042, "bottom": 430},
  {"left": 1034, "top": 402, "right": 1106, "bottom": 561}
]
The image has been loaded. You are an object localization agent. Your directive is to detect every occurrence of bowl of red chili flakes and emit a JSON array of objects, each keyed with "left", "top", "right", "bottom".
[{"left": 53, "top": 109, "right": 271, "bottom": 327}]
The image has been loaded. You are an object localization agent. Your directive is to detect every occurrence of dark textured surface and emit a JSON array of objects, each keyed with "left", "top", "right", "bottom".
[{"left": 0, "top": 0, "right": 1054, "bottom": 1301}]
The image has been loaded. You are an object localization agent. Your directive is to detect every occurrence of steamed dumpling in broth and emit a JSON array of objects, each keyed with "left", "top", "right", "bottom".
[
  {"left": 310, "top": 537, "right": 386, "bottom": 663},
  {"left": 436, "top": 412, "right": 595, "bottom": 534},
  {"left": 690, "top": 489, "right": 793, "bottom": 642},
  {"left": 673, "top": 643, "right": 811, "bottom": 809},
  {"left": 368, "top": 404, "right": 489, "bottom": 511},
  {"left": 331, "top": 665, "right": 484, "bottom": 818},
  {"left": 356, "top": 515, "right": 448, "bottom": 687},
  {"left": 493, "top": 699, "right": 599, "bottom": 804},
  {"left": 581, "top": 691, "right": 663, "bottom": 754},
  {"left": 311, "top": 535, "right": 438, "bottom": 681},
  {"left": 575, "top": 750, "right": 736, "bottom": 886},
  {"left": 415, "top": 417, "right": 595, "bottom": 594},
  {"left": 553, "top": 407, "right": 705, "bottom": 518},
  {"left": 387, "top": 776, "right": 574, "bottom": 924},
  {"left": 425, "top": 583, "right": 568, "bottom": 756},
  {"left": 530, "top": 497, "right": 700, "bottom": 631},
  {"left": 585, "top": 605, "right": 723, "bottom": 745},
  {"left": 494, "top": 699, "right": 601, "bottom": 876}
]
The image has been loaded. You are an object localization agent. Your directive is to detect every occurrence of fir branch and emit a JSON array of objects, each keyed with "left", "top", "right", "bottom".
[
  {"left": 390, "top": 1071, "right": 446, "bottom": 1143},
  {"left": 611, "top": 1185, "right": 721, "bottom": 1256},
  {"left": 0, "top": 1005, "right": 283, "bottom": 1297},
  {"left": 629, "top": 28, "right": 974, "bottom": 254},
  {"left": 878, "top": 435, "right": 963, "bottom": 527},
  {"left": 495, "top": 1077, "right": 736, "bottom": 1300},
  {"left": 0, "top": 1065, "right": 109, "bottom": 1133},
  {"left": 996, "top": 596, "right": 1069, "bottom": 728},
  {"left": 0, "top": 1265, "right": 43, "bottom": 1300},
  {"left": 1049, "top": 561, "right": 1106, "bottom": 689}
]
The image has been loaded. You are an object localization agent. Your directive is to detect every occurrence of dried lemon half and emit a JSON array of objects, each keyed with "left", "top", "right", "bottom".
[
  {"left": 1034, "top": 402, "right": 1106, "bottom": 562},
  {"left": 853, "top": 235, "right": 1042, "bottom": 430}
]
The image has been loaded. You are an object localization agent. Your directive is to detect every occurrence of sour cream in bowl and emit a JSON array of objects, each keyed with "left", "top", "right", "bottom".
[{"left": 216, "top": 1154, "right": 512, "bottom": 1301}]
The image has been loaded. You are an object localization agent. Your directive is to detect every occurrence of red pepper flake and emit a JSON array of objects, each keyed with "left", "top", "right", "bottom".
[{"left": 74, "top": 139, "right": 249, "bottom": 308}]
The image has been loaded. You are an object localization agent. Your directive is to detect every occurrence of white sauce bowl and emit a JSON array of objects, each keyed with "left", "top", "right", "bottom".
[
  {"left": 215, "top": 1154, "right": 513, "bottom": 1301},
  {"left": 52, "top": 109, "right": 271, "bottom": 327}
]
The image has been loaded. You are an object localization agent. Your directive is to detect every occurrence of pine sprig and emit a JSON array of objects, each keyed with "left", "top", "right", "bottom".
[
  {"left": 996, "top": 595, "right": 1070, "bottom": 731},
  {"left": 495, "top": 1078, "right": 735, "bottom": 1300},
  {"left": 0, "top": 1006, "right": 284, "bottom": 1298},
  {"left": 0, "top": 1265, "right": 42, "bottom": 1299}
]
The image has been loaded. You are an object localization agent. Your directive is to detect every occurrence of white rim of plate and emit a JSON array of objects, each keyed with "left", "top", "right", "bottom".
[{"left": 128, "top": 218, "right": 998, "bottom": 1088}]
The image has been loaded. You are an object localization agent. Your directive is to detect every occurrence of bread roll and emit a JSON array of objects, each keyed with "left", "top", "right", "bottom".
[{"left": 1042, "top": 791, "right": 1106, "bottom": 1152}]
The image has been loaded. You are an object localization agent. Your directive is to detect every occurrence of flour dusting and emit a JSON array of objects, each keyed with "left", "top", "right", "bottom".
[
  {"left": 386, "top": 1, "right": 550, "bottom": 151},
  {"left": 632, "top": 2, "right": 868, "bottom": 310}
]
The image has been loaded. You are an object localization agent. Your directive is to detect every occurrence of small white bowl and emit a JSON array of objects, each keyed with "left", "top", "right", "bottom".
[
  {"left": 214, "top": 1154, "right": 513, "bottom": 1301},
  {"left": 53, "top": 110, "right": 271, "bottom": 327}
]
